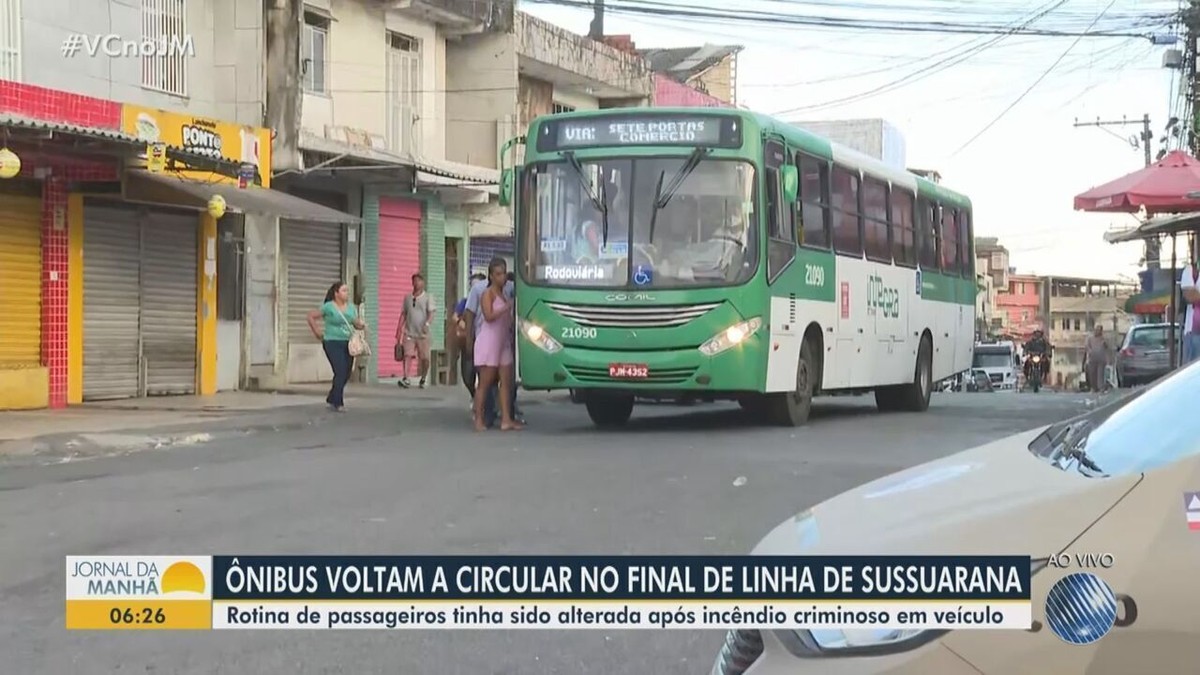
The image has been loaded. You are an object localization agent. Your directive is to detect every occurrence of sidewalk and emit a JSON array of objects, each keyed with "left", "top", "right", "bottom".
[{"left": 0, "top": 383, "right": 568, "bottom": 464}]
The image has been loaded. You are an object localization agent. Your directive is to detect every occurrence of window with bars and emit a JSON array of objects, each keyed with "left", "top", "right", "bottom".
[
  {"left": 0, "top": 0, "right": 19, "bottom": 81},
  {"left": 141, "top": 0, "right": 187, "bottom": 96},
  {"left": 302, "top": 11, "right": 330, "bottom": 94},
  {"left": 552, "top": 103, "right": 575, "bottom": 114},
  {"left": 387, "top": 31, "right": 420, "bottom": 155}
]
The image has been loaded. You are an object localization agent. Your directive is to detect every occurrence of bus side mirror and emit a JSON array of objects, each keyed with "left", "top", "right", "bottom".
[
  {"left": 780, "top": 165, "right": 799, "bottom": 203},
  {"left": 499, "top": 168, "right": 515, "bottom": 207}
]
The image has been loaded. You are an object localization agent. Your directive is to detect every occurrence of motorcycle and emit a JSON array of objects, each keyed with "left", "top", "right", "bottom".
[{"left": 1025, "top": 354, "right": 1045, "bottom": 393}]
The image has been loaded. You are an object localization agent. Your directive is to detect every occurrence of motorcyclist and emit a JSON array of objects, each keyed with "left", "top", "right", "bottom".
[{"left": 1022, "top": 330, "right": 1052, "bottom": 382}]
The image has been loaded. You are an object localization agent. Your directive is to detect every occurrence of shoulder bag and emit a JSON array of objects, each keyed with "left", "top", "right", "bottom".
[{"left": 338, "top": 306, "right": 371, "bottom": 357}]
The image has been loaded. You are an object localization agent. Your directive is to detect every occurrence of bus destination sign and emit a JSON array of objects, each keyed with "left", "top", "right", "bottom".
[{"left": 543, "top": 115, "right": 740, "bottom": 151}]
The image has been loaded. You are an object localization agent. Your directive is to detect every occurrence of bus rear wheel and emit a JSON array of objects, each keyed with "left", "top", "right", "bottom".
[
  {"left": 585, "top": 394, "right": 635, "bottom": 428},
  {"left": 765, "top": 338, "right": 816, "bottom": 427},
  {"left": 876, "top": 335, "right": 933, "bottom": 412}
]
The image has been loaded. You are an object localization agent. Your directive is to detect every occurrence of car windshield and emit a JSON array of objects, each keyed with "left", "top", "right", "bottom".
[
  {"left": 519, "top": 157, "right": 758, "bottom": 289},
  {"left": 973, "top": 350, "right": 1013, "bottom": 369},
  {"left": 1028, "top": 360, "right": 1200, "bottom": 477}
]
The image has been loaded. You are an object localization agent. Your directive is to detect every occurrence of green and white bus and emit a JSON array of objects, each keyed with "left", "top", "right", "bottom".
[{"left": 497, "top": 108, "right": 976, "bottom": 428}]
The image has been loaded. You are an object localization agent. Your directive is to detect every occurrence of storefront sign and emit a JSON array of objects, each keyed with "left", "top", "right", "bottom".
[
  {"left": 146, "top": 142, "right": 167, "bottom": 173},
  {"left": 121, "top": 104, "right": 273, "bottom": 187}
]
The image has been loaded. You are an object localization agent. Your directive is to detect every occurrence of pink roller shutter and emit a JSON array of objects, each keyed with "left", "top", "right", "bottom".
[{"left": 377, "top": 197, "right": 423, "bottom": 378}]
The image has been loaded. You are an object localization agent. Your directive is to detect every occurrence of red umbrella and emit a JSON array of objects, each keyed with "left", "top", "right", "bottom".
[{"left": 1074, "top": 150, "right": 1200, "bottom": 214}]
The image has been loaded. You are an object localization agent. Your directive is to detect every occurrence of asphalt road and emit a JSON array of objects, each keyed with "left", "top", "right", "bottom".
[{"left": 0, "top": 391, "right": 1100, "bottom": 674}]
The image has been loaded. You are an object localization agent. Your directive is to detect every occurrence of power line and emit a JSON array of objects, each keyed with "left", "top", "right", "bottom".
[
  {"left": 522, "top": 0, "right": 1172, "bottom": 38},
  {"left": 949, "top": 0, "right": 1123, "bottom": 157},
  {"left": 768, "top": 0, "right": 1075, "bottom": 116}
]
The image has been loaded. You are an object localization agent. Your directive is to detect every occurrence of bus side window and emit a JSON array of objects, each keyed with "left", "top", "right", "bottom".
[
  {"left": 891, "top": 188, "right": 917, "bottom": 267},
  {"left": 831, "top": 166, "right": 862, "bottom": 256},
  {"left": 765, "top": 140, "right": 795, "bottom": 282},
  {"left": 941, "top": 205, "right": 959, "bottom": 273},
  {"left": 797, "top": 153, "right": 830, "bottom": 249},
  {"left": 917, "top": 197, "right": 938, "bottom": 270},
  {"left": 958, "top": 209, "right": 973, "bottom": 278},
  {"left": 861, "top": 176, "right": 890, "bottom": 263}
]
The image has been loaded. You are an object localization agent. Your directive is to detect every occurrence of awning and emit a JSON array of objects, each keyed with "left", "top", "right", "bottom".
[
  {"left": 298, "top": 131, "right": 497, "bottom": 190},
  {"left": 1, "top": 114, "right": 244, "bottom": 178},
  {"left": 125, "top": 171, "right": 360, "bottom": 224},
  {"left": 1104, "top": 212, "right": 1200, "bottom": 244}
]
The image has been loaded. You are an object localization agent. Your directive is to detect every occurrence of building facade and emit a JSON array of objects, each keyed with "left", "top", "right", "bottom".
[
  {"left": 444, "top": 11, "right": 655, "bottom": 274},
  {"left": 636, "top": 43, "right": 741, "bottom": 106},
  {"left": 994, "top": 273, "right": 1044, "bottom": 340},
  {"left": 263, "top": 0, "right": 511, "bottom": 387},
  {"left": 974, "top": 237, "right": 1010, "bottom": 337},
  {"left": 0, "top": 0, "right": 362, "bottom": 411},
  {"left": 1043, "top": 276, "right": 1136, "bottom": 389}
]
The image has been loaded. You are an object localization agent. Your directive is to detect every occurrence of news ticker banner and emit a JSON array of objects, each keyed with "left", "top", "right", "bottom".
[{"left": 66, "top": 555, "right": 1032, "bottom": 631}]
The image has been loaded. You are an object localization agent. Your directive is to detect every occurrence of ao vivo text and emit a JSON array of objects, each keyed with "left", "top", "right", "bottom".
[{"left": 1047, "top": 553, "right": 1116, "bottom": 569}]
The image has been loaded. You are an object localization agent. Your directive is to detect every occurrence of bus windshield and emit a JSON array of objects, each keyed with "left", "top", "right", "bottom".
[
  {"left": 520, "top": 156, "right": 758, "bottom": 289},
  {"left": 973, "top": 348, "right": 1014, "bottom": 369}
]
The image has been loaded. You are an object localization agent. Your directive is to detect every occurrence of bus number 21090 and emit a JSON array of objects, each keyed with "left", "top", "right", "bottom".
[
  {"left": 805, "top": 264, "right": 826, "bottom": 287},
  {"left": 561, "top": 326, "right": 598, "bottom": 340}
]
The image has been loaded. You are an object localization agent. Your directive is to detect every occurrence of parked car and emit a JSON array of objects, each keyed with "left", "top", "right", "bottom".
[
  {"left": 1115, "top": 323, "right": 1178, "bottom": 387},
  {"left": 712, "top": 360, "right": 1199, "bottom": 675}
]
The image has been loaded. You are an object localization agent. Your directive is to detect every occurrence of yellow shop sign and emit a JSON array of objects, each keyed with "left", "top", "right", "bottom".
[{"left": 121, "top": 104, "right": 273, "bottom": 188}]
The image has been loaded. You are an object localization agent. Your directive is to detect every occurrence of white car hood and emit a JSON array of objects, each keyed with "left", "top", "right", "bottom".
[{"left": 753, "top": 428, "right": 1141, "bottom": 557}]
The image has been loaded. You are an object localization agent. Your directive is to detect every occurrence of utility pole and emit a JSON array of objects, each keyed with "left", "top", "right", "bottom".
[
  {"left": 589, "top": 0, "right": 605, "bottom": 39},
  {"left": 1074, "top": 115, "right": 1160, "bottom": 269}
]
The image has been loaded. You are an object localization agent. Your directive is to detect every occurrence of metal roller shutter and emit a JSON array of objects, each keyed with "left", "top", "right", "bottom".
[
  {"left": 0, "top": 196, "right": 42, "bottom": 367},
  {"left": 141, "top": 211, "right": 197, "bottom": 395},
  {"left": 82, "top": 204, "right": 141, "bottom": 400},
  {"left": 283, "top": 220, "right": 343, "bottom": 342}
]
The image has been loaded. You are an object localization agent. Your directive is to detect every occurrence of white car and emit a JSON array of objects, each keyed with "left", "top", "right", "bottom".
[{"left": 713, "top": 359, "right": 1200, "bottom": 675}]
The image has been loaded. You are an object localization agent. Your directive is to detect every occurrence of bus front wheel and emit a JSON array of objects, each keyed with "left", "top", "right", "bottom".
[
  {"left": 585, "top": 394, "right": 635, "bottom": 428},
  {"left": 765, "top": 338, "right": 817, "bottom": 427}
]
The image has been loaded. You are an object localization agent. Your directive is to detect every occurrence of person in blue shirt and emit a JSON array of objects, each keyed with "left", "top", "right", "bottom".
[
  {"left": 464, "top": 260, "right": 523, "bottom": 427},
  {"left": 455, "top": 274, "right": 484, "bottom": 399},
  {"left": 306, "top": 281, "right": 365, "bottom": 412}
]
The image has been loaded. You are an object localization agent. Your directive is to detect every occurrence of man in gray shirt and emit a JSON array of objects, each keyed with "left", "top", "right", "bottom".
[
  {"left": 397, "top": 273, "right": 436, "bottom": 388},
  {"left": 1083, "top": 324, "right": 1111, "bottom": 393}
]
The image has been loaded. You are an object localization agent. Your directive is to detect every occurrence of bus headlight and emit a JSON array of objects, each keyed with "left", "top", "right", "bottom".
[
  {"left": 520, "top": 319, "right": 562, "bottom": 354},
  {"left": 699, "top": 317, "right": 763, "bottom": 356}
]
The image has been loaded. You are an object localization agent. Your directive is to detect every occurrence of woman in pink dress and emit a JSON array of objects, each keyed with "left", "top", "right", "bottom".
[{"left": 473, "top": 260, "right": 523, "bottom": 432}]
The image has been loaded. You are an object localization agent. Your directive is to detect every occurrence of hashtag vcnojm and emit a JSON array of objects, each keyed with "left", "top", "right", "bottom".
[{"left": 66, "top": 34, "right": 196, "bottom": 58}]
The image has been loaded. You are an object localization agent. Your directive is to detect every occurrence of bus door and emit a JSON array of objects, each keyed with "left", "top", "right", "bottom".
[{"left": 763, "top": 136, "right": 803, "bottom": 392}]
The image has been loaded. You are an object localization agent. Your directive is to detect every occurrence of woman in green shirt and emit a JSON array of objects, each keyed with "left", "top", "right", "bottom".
[{"left": 307, "top": 281, "right": 365, "bottom": 411}]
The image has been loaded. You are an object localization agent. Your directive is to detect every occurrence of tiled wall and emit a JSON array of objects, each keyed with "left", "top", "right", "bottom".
[
  {"left": 41, "top": 177, "right": 68, "bottom": 407},
  {"left": 2, "top": 80, "right": 122, "bottom": 407},
  {"left": 0, "top": 80, "right": 122, "bottom": 128}
]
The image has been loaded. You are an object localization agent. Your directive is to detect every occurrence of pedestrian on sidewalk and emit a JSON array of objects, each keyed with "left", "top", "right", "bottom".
[
  {"left": 465, "top": 264, "right": 516, "bottom": 427},
  {"left": 308, "top": 281, "right": 364, "bottom": 412},
  {"left": 397, "top": 273, "right": 436, "bottom": 389},
  {"left": 471, "top": 259, "right": 523, "bottom": 432},
  {"left": 1083, "top": 325, "right": 1111, "bottom": 393},
  {"left": 1181, "top": 250, "right": 1200, "bottom": 365},
  {"left": 457, "top": 273, "right": 485, "bottom": 400}
]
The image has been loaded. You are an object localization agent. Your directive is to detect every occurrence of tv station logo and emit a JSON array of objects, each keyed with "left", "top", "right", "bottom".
[
  {"left": 66, "top": 556, "right": 213, "bottom": 630},
  {"left": 1033, "top": 552, "right": 1137, "bottom": 645}
]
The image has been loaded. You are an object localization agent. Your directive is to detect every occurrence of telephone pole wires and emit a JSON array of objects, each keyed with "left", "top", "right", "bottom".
[{"left": 1073, "top": 114, "right": 1160, "bottom": 267}]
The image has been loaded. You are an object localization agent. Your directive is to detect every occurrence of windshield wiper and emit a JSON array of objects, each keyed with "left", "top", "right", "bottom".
[
  {"left": 563, "top": 151, "right": 610, "bottom": 245},
  {"left": 1052, "top": 420, "right": 1106, "bottom": 476},
  {"left": 648, "top": 147, "right": 710, "bottom": 243}
]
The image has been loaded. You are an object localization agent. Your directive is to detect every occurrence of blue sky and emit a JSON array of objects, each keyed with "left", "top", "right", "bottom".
[{"left": 522, "top": 0, "right": 1184, "bottom": 280}]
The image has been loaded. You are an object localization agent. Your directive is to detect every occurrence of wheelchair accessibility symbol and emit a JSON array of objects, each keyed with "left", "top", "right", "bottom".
[{"left": 633, "top": 266, "right": 653, "bottom": 286}]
